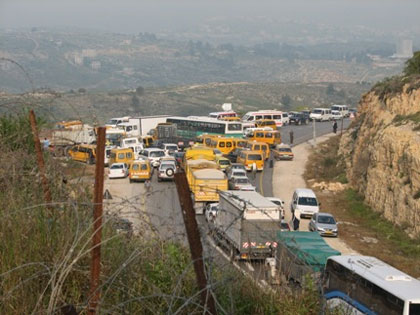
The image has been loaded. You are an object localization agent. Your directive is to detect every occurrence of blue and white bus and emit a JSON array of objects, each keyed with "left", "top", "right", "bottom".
[
  {"left": 324, "top": 256, "right": 420, "bottom": 315},
  {"left": 166, "top": 116, "right": 243, "bottom": 139}
]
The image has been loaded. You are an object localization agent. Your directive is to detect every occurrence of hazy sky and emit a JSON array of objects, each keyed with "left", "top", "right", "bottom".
[{"left": 1, "top": 0, "right": 420, "bottom": 37}]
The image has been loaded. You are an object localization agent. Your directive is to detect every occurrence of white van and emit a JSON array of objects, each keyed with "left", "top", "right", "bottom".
[
  {"left": 121, "top": 137, "right": 144, "bottom": 159},
  {"left": 290, "top": 188, "right": 320, "bottom": 218},
  {"left": 241, "top": 110, "right": 285, "bottom": 128},
  {"left": 310, "top": 108, "right": 332, "bottom": 122},
  {"left": 331, "top": 105, "right": 349, "bottom": 118}
]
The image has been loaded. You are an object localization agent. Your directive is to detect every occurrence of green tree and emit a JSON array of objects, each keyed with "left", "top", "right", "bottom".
[
  {"left": 404, "top": 51, "right": 420, "bottom": 76},
  {"left": 281, "top": 94, "right": 292, "bottom": 109}
]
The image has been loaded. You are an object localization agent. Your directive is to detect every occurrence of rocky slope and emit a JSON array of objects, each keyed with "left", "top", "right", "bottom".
[{"left": 339, "top": 78, "right": 420, "bottom": 238}]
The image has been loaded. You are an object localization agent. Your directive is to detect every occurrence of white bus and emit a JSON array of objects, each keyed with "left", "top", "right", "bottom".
[
  {"left": 241, "top": 110, "right": 285, "bottom": 128},
  {"left": 324, "top": 255, "right": 420, "bottom": 315}
]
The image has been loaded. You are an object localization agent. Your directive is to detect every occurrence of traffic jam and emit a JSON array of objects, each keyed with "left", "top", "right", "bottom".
[{"left": 48, "top": 104, "right": 420, "bottom": 314}]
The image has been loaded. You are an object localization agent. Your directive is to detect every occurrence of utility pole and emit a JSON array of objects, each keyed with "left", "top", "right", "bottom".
[
  {"left": 174, "top": 171, "right": 217, "bottom": 315},
  {"left": 29, "top": 110, "right": 52, "bottom": 210},
  {"left": 88, "top": 127, "right": 106, "bottom": 315},
  {"left": 312, "top": 118, "right": 316, "bottom": 145}
]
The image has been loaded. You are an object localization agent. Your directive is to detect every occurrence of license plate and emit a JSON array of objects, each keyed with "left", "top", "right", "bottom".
[{"left": 257, "top": 245, "right": 266, "bottom": 248}]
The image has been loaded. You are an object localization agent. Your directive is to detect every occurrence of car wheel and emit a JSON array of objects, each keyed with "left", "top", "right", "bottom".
[
  {"left": 305, "top": 119, "right": 309, "bottom": 124},
  {"left": 129, "top": 179, "right": 132, "bottom": 183},
  {"left": 166, "top": 168, "right": 174, "bottom": 177},
  {"left": 298, "top": 120, "right": 301, "bottom": 125}
]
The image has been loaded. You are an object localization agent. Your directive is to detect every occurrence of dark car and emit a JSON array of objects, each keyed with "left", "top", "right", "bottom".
[
  {"left": 289, "top": 112, "right": 310, "bottom": 125},
  {"left": 225, "top": 148, "right": 243, "bottom": 163},
  {"left": 174, "top": 151, "right": 185, "bottom": 167}
]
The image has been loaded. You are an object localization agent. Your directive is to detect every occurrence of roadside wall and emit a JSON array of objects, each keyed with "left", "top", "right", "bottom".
[{"left": 339, "top": 83, "right": 420, "bottom": 237}]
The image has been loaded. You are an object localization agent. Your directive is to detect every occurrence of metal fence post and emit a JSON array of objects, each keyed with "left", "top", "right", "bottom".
[
  {"left": 88, "top": 127, "right": 106, "bottom": 315},
  {"left": 174, "top": 171, "right": 217, "bottom": 315}
]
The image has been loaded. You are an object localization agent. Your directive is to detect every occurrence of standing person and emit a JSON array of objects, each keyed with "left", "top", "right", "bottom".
[
  {"left": 144, "top": 179, "right": 152, "bottom": 194},
  {"left": 289, "top": 129, "right": 294, "bottom": 146},
  {"left": 251, "top": 162, "right": 257, "bottom": 180},
  {"left": 333, "top": 121, "right": 338, "bottom": 134},
  {"left": 43, "top": 137, "right": 50, "bottom": 150},
  {"left": 293, "top": 208, "right": 301, "bottom": 231}
]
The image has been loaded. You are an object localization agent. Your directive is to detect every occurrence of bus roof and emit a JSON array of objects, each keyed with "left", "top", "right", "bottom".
[{"left": 328, "top": 255, "right": 420, "bottom": 301}]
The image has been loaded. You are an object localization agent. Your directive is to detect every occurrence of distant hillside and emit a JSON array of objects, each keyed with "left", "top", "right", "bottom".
[
  {"left": 0, "top": 29, "right": 400, "bottom": 93},
  {"left": 0, "top": 81, "right": 370, "bottom": 124}
]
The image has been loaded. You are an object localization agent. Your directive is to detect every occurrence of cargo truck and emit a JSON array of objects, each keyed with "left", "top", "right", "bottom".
[
  {"left": 184, "top": 159, "right": 226, "bottom": 214},
  {"left": 266, "top": 231, "right": 341, "bottom": 285},
  {"left": 50, "top": 124, "right": 96, "bottom": 156},
  {"left": 212, "top": 190, "right": 283, "bottom": 260},
  {"left": 116, "top": 116, "right": 171, "bottom": 137}
]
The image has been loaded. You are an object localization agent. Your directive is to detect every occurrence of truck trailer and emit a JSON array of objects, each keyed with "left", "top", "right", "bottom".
[
  {"left": 212, "top": 190, "right": 283, "bottom": 260},
  {"left": 117, "top": 115, "right": 171, "bottom": 137},
  {"left": 268, "top": 231, "right": 341, "bottom": 285}
]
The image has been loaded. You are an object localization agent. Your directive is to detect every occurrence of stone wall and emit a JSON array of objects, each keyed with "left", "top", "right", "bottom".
[{"left": 339, "top": 83, "right": 420, "bottom": 237}]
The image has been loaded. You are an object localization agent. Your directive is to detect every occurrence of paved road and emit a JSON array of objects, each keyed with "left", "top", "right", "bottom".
[
  {"left": 103, "top": 118, "right": 353, "bottom": 287},
  {"left": 254, "top": 118, "right": 352, "bottom": 197}
]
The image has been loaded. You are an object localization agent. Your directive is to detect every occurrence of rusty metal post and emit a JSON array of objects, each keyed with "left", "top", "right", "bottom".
[
  {"left": 29, "top": 110, "right": 52, "bottom": 209},
  {"left": 174, "top": 171, "right": 217, "bottom": 315},
  {"left": 88, "top": 127, "right": 106, "bottom": 315}
]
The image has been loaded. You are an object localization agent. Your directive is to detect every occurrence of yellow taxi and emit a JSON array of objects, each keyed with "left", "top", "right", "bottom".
[
  {"left": 245, "top": 141, "right": 270, "bottom": 160},
  {"left": 68, "top": 144, "right": 96, "bottom": 164},
  {"left": 237, "top": 150, "right": 264, "bottom": 171},
  {"left": 129, "top": 160, "right": 152, "bottom": 183},
  {"left": 215, "top": 156, "right": 231, "bottom": 172},
  {"left": 255, "top": 119, "right": 277, "bottom": 130},
  {"left": 109, "top": 148, "right": 135, "bottom": 165}
]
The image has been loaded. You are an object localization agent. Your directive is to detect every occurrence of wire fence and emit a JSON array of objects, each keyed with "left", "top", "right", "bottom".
[{"left": 0, "top": 58, "right": 329, "bottom": 314}]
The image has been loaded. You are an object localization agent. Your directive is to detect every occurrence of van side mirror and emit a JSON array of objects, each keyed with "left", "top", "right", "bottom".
[
  {"left": 293, "top": 200, "right": 297, "bottom": 205},
  {"left": 318, "top": 202, "right": 321, "bottom": 206}
]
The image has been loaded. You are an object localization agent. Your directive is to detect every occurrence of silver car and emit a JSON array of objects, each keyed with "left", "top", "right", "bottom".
[
  {"left": 228, "top": 176, "right": 256, "bottom": 191},
  {"left": 309, "top": 212, "right": 338, "bottom": 237}
]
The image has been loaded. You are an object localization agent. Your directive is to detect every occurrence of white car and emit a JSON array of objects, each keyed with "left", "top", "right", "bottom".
[
  {"left": 162, "top": 143, "right": 179, "bottom": 155},
  {"left": 108, "top": 163, "right": 129, "bottom": 179},
  {"left": 157, "top": 161, "right": 177, "bottom": 181},
  {"left": 267, "top": 197, "right": 285, "bottom": 219},
  {"left": 331, "top": 110, "right": 343, "bottom": 120},
  {"left": 228, "top": 176, "right": 256, "bottom": 191},
  {"left": 227, "top": 169, "right": 248, "bottom": 180},
  {"left": 205, "top": 203, "right": 219, "bottom": 222},
  {"left": 139, "top": 148, "right": 166, "bottom": 168}
]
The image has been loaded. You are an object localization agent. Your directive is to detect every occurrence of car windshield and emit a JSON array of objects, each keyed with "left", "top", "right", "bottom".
[
  {"left": 166, "top": 145, "right": 178, "bottom": 151},
  {"left": 110, "top": 164, "right": 124, "bottom": 169},
  {"left": 150, "top": 151, "right": 165, "bottom": 157},
  {"left": 318, "top": 215, "right": 336, "bottom": 224},
  {"left": 313, "top": 109, "right": 322, "bottom": 114},
  {"left": 219, "top": 160, "right": 230, "bottom": 165},
  {"left": 214, "top": 149, "right": 222, "bottom": 154},
  {"left": 279, "top": 148, "right": 292, "bottom": 152},
  {"left": 233, "top": 171, "right": 246, "bottom": 176},
  {"left": 107, "top": 119, "right": 119, "bottom": 125},
  {"left": 270, "top": 200, "right": 281, "bottom": 206},
  {"left": 236, "top": 178, "right": 250, "bottom": 184},
  {"left": 298, "top": 197, "right": 318, "bottom": 206},
  {"left": 160, "top": 163, "right": 175, "bottom": 170},
  {"left": 248, "top": 154, "right": 262, "bottom": 161}
]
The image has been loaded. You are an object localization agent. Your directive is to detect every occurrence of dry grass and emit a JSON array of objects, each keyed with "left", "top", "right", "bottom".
[{"left": 305, "top": 135, "right": 420, "bottom": 278}]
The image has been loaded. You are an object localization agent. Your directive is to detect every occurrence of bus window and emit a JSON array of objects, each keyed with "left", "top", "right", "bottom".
[
  {"left": 255, "top": 115, "right": 263, "bottom": 120},
  {"left": 263, "top": 115, "right": 272, "bottom": 119}
]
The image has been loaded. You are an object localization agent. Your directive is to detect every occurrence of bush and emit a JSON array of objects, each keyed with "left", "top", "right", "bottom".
[{"left": 404, "top": 51, "right": 420, "bottom": 76}]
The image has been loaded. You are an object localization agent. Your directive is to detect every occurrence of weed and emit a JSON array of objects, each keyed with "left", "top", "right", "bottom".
[{"left": 414, "top": 190, "right": 420, "bottom": 199}]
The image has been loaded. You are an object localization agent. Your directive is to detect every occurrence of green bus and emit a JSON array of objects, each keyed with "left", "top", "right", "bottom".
[{"left": 166, "top": 116, "right": 243, "bottom": 139}]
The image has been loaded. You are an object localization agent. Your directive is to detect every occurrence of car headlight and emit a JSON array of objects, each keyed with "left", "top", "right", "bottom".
[
  {"left": 317, "top": 227, "right": 325, "bottom": 232},
  {"left": 333, "top": 229, "right": 338, "bottom": 232}
]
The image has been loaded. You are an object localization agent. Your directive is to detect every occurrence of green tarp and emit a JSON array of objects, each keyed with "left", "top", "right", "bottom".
[{"left": 277, "top": 231, "right": 341, "bottom": 271}]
